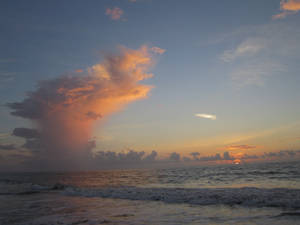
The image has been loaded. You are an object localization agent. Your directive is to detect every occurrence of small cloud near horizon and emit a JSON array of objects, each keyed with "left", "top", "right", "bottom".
[
  {"left": 75, "top": 69, "right": 83, "bottom": 73},
  {"left": 273, "top": 0, "right": 300, "bottom": 19},
  {"left": 106, "top": 7, "right": 124, "bottom": 20},
  {"left": 195, "top": 113, "right": 216, "bottom": 120},
  {"left": 226, "top": 144, "right": 256, "bottom": 150}
]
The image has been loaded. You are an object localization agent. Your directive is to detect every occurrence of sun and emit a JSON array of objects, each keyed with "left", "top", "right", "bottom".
[{"left": 233, "top": 159, "right": 241, "bottom": 165}]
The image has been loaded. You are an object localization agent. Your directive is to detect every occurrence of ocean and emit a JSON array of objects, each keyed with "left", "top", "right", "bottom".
[{"left": 1, "top": 161, "right": 300, "bottom": 225}]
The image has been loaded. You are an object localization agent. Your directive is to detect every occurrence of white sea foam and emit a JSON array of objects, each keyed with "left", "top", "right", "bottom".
[{"left": 63, "top": 186, "right": 300, "bottom": 208}]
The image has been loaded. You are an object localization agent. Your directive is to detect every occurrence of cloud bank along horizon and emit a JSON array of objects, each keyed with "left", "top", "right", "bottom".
[{"left": 7, "top": 45, "right": 165, "bottom": 167}]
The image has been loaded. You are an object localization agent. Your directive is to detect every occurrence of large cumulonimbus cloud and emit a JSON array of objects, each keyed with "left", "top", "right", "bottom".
[{"left": 7, "top": 45, "right": 164, "bottom": 169}]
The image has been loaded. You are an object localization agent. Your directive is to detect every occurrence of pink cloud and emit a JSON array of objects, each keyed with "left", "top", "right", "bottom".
[{"left": 106, "top": 7, "right": 124, "bottom": 20}]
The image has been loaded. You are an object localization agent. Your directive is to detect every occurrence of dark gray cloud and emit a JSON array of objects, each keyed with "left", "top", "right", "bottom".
[
  {"left": 262, "top": 150, "right": 299, "bottom": 158},
  {"left": 169, "top": 152, "right": 181, "bottom": 161},
  {"left": 241, "top": 154, "right": 259, "bottom": 159},
  {"left": 189, "top": 152, "right": 235, "bottom": 162},
  {"left": 118, "top": 150, "right": 145, "bottom": 162},
  {"left": 190, "top": 152, "right": 200, "bottom": 160},
  {"left": 12, "top": 128, "right": 40, "bottom": 139},
  {"left": 94, "top": 150, "right": 235, "bottom": 165},
  {"left": 199, "top": 153, "right": 222, "bottom": 161},
  {"left": 0, "top": 144, "right": 16, "bottom": 151},
  {"left": 144, "top": 150, "right": 158, "bottom": 162},
  {"left": 93, "top": 150, "right": 157, "bottom": 167},
  {"left": 12, "top": 128, "right": 41, "bottom": 153},
  {"left": 86, "top": 111, "right": 102, "bottom": 120},
  {"left": 21, "top": 139, "right": 42, "bottom": 152},
  {"left": 2, "top": 146, "right": 300, "bottom": 171},
  {"left": 182, "top": 156, "right": 192, "bottom": 162},
  {"left": 223, "top": 151, "right": 234, "bottom": 160},
  {"left": 6, "top": 78, "right": 67, "bottom": 120}
]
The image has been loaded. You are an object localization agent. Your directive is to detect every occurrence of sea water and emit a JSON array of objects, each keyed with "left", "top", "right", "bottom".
[{"left": 1, "top": 161, "right": 300, "bottom": 225}]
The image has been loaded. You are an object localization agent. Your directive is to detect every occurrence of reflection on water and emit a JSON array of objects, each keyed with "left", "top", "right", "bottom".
[
  {"left": 150, "top": 161, "right": 300, "bottom": 189},
  {"left": 1, "top": 161, "right": 300, "bottom": 225},
  {"left": 1, "top": 161, "right": 300, "bottom": 189},
  {"left": 1, "top": 193, "right": 299, "bottom": 225}
]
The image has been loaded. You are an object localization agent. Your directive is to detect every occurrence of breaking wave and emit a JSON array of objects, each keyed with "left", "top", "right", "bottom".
[
  {"left": 0, "top": 179, "right": 66, "bottom": 195},
  {"left": 63, "top": 186, "right": 300, "bottom": 209},
  {"left": 2, "top": 178, "right": 300, "bottom": 209}
]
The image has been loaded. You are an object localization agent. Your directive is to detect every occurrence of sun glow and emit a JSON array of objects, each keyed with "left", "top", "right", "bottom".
[{"left": 233, "top": 159, "right": 241, "bottom": 165}]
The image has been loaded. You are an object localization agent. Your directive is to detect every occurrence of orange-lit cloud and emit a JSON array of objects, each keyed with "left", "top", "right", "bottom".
[
  {"left": 281, "top": 0, "right": 300, "bottom": 10},
  {"left": 75, "top": 69, "right": 83, "bottom": 73},
  {"left": 195, "top": 113, "right": 216, "bottom": 120},
  {"left": 106, "top": 7, "right": 124, "bottom": 20},
  {"left": 7, "top": 45, "right": 163, "bottom": 168},
  {"left": 226, "top": 144, "right": 256, "bottom": 151},
  {"left": 273, "top": 0, "right": 300, "bottom": 19}
]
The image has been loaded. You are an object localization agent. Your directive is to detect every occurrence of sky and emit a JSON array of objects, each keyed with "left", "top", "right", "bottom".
[{"left": 1, "top": 0, "right": 300, "bottom": 170}]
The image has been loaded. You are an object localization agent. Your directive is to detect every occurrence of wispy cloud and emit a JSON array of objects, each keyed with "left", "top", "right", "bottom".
[
  {"left": 0, "top": 72, "right": 16, "bottom": 82},
  {"left": 195, "top": 113, "right": 216, "bottom": 120},
  {"left": 220, "top": 23, "right": 300, "bottom": 87},
  {"left": 220, "top": 38, "right": 265, "bottom": 62},
  {"left": 150, "top": 47, "right": 166, "bottom": 55},
  {"left": 226, "top": 144, "right": 256, "bottom": 150},
  {"left": 230, "top": 61, "right": 284, "bottom": 87},
  {"left": 273, "top": 0, "right": 300, "bottom": 19},
  {"left": 106, "top": 7, "right": 124, "bottom": 20}
]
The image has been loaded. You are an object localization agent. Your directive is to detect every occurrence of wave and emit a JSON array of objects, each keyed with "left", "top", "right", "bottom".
[
  {"left": 64, "top": 186, "right": 300, "bottom": 209},
  {"left": 0, "top": 178, "right": 26, "bottom": 185},
  {"left": 2, "top": 177, "right": 300, "bottom": 209},
  {"left": 0, "top": 179, "right": 66, "bottom": 195},
  {"left": 275, "top": 212, "right": 300, "bottom": 217}
]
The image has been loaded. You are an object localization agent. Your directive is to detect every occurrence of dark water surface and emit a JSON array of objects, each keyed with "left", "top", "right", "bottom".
[{"left": 1, "top": 161, "right": 300, "bottom": 224}]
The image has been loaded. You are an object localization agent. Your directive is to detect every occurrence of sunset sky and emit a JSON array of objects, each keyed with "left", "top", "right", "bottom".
[{"left": 1, "top": 0, "right": 300, "bottom": 169}]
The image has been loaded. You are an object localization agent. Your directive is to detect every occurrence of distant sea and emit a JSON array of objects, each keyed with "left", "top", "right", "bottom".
[{"left": 1, "top": 161, "right": 300, "bottom": 225}]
